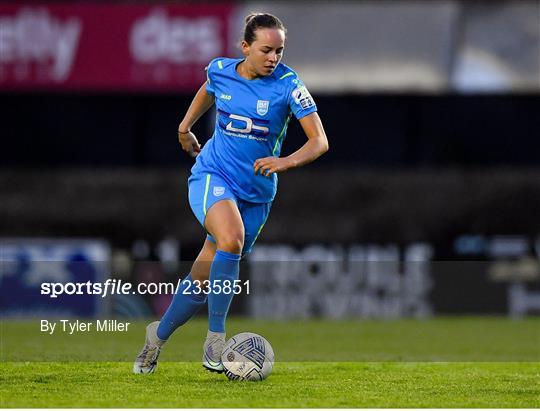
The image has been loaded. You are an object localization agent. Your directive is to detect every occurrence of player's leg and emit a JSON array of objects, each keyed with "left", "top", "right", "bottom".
[
  {"left": 133, "top": 172, "right": 224, "bottom": 374},
  {"left": 133, "top": 239, "right": 216, "bottom": 374},
  {"left": 201, "top": 198, "right": 244, "bottom": 372},
  {"left": 155, "top": 238, "right": 216, "bottom": 340},
  {"left": 191, "top": 237, "right": 217, "bottom": 282}
]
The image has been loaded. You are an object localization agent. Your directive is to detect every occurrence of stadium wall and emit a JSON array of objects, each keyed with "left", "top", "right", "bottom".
[{"left": 1, "top": 168, "right": 539, "bottom": 248}]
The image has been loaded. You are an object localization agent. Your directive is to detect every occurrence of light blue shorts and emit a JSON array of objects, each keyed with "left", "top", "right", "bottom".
[{"left": 188, "top": 172, "right": 272, "bottom": 256}]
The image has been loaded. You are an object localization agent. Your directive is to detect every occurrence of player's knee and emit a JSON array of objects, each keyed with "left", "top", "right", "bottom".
[{"left": 217, "top": 232, "right": 244, "bottom": 254}]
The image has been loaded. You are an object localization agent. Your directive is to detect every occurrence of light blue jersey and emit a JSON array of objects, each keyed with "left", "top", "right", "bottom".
[{"left": 191, "top": 57, "right": 317, "bottom": 203}]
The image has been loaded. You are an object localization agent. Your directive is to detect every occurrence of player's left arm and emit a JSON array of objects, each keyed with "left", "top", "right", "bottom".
[{"left": 254, "top": 112, "right": 329, "bottom": 176}]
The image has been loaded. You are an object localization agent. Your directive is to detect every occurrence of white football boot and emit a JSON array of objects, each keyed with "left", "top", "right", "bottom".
[
  {"left": 202, "top": 330, "right": 226, "bottom": 373},
  {"left": 133, "top": 321, "right": 165, "bottom": 374}
]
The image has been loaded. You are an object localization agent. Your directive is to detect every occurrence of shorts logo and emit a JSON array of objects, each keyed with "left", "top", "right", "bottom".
[
  {"left": 256, "top": 100, "right": 269, "bottom": 116},
  {"left": 213, "top": 186, "right": 225, "bottom": 196}
]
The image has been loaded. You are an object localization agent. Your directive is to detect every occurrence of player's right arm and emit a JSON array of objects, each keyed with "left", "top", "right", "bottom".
[{"left": 178, "top": 81, "right": 215, "bottom": 157}]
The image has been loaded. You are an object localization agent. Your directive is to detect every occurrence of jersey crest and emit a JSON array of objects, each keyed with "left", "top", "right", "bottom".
[{"left": 256, "top": 100, "right": 269, "bottom": 116}]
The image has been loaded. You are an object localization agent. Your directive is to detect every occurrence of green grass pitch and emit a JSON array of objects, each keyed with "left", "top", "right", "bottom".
[{"left": 1, "top": 317, "right": 539, "bottom": 408}]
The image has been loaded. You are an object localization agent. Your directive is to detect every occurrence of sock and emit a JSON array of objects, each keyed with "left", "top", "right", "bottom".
[
  {"left": 208, "top": 249, "right": 241, "bottom": 333},
  {"left": 156, "top": 274, "right": 207, "bottom": 340}
]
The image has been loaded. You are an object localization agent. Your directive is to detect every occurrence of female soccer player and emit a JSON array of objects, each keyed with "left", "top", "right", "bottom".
[{"left": 134, "top": 13, "right": 328, "bottom": 374}]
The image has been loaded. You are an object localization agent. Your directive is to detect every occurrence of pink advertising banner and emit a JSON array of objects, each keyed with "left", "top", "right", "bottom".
[{"left": 0, "top": 3, "right": 235, "bottom": 92}]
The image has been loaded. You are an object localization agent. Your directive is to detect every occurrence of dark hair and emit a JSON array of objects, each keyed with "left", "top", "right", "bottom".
[{"left": 243, "top": 13, "right": 286, "bottom": 45}]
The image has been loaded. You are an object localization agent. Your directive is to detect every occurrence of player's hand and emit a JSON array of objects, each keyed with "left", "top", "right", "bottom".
[
  {"left": 253, "top": 156, "right": 294, "bottom": 177},
  {"left": 178, "top": 130, "right": 201, "bottom": 158}
]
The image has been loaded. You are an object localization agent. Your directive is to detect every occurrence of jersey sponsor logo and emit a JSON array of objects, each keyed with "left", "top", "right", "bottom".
[
  {"left": 292, "top": 85, "right": 315, "bottom": 109},
  {"left": 256, "top": 100, "right": 269, "bottom": 116},
  {"left": 213, "top": 186, "right": 225, "bottom": 196},
  {"left": 220, "top": 93, "right": 232, "bottom": 100},
  {"left": 217, "top": 110, "right": 269, "bottom": 136}
]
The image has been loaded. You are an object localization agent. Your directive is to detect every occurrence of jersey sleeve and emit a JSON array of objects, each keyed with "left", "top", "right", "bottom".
[
  {"left": 287, "top": 78, "right": 317, "bottom": 120},
  {"left": 205, "top": 58, "right": 220, "bottom": 96}
]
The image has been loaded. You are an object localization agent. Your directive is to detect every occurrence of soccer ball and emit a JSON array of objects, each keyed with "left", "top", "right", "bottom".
[{"left": 221, "top": 332, "right": 274, "bottom": 381}]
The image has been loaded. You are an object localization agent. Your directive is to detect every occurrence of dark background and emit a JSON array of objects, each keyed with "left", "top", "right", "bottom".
[{"left": 4, "top": 93, "right": 539, "bottom": 167}]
